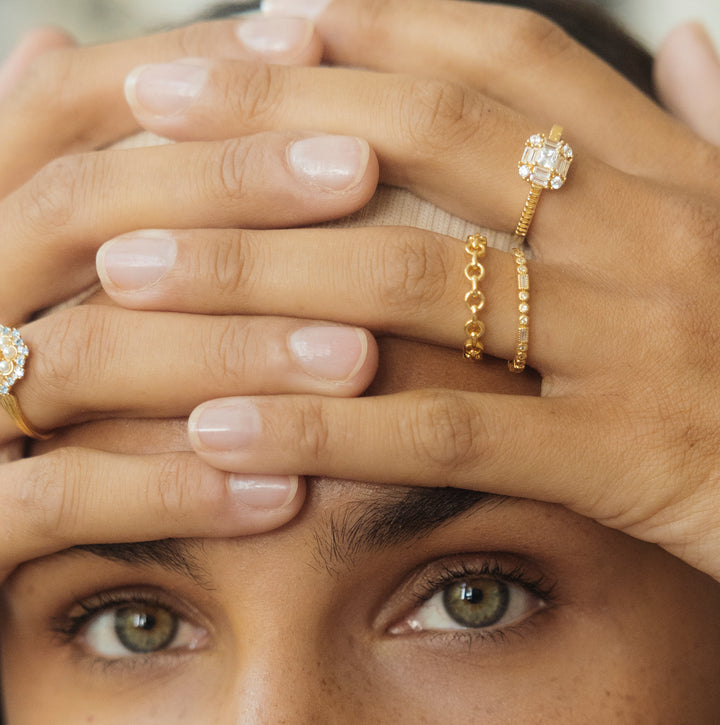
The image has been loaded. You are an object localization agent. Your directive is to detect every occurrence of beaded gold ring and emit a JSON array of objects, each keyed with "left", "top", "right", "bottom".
[
  {"left": 463, "top": 233, "right": 488, "bottom": 361},
  {"left": 508, "top": 249, "right": 530, "bottom": 373},
  {"left": 514, "top": 124, "right": 573, "bottom": 241},
  {"left": 0, "top": 326, "right": 50, "bottom": 439}
]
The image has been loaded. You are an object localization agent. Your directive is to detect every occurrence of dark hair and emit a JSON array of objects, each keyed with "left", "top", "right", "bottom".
[{"left": 199, "top": 0, "right": 655, "bottom": 98}]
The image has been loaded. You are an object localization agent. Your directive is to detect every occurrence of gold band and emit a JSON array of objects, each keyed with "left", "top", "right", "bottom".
[
  {"left": 463, "top": 233, "right": 487, "bottom": 361},
  {"left": 514, "top": 124, "right": 573, "bottom": 241},
  {"left": 508, "top": 248, "right": 530, "bottom": 374},
  {"left": 0, "top": 326, "right": 50, "bottom": 440},
  {"left": 0, "top": 394, "right": 50, "bottom": 440}
]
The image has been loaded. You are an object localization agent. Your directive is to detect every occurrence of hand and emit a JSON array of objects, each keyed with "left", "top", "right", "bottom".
[
  {"left": 112, "top": 0, "right": 720, "bottom": 581},
  {"left": 0, "top": 16, "right": 381, "bottom": 581}
]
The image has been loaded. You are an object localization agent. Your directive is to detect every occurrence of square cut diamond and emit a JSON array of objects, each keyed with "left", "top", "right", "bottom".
[{"left": 519, "top": 133, "right": 573, "bottom": 189}]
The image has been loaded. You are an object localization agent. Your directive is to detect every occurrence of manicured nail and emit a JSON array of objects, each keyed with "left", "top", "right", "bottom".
[
  {"left": 125, "top": 59, "right": 209, "bottom": 116},
  {"left": 289, "top": 326, "right": 367, "bottom": 381},
  {"left": 97, "top": 231, "right": 177, "bottom": 291},
  {"left": 237, "top": 16, "right": 313, "bottom": 56},
  {"left": 288, "top": 135, "right": 368, "bottom": 191},
  {"left": 191, "top": 399, "right": 262, "bottom": 451},
  {"left": 261, "top": 0, "right": 331, "bottom": 20},
  {"left": 228, "top": 474, "right": 298, "bottom": 509}
]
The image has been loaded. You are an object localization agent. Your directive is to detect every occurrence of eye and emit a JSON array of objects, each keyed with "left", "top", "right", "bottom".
[
  {"left": 79, "top": 600, "right": 208, "bottom": 658},
  {"left": 388, "top": 562, "right": 550, "bottom": 637}
]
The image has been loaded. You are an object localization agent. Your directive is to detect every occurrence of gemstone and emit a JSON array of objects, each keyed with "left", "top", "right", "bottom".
[
  {"left": 519, "top": 328, "right": 529, "bottom": 342},
  {"left": 2, "top": 345, "right": 17, "bottom": 360},
  {"left": 519, "top": 303, "right": 529, "bottom": 313},
  {"left": 530, "top": 134, "right": 543, "bottom": 145},
  {"left": 550, "top": 176, "right": 564, "bottom": 189},
  {"left": 0, "top": 335, "right": 12, "bottom": 348},
  {"left": 518, "top": 274, "right": 529, "bottom": 290},
  {"left": 519, "top": 291, "right": 529, "bottom": 301},
  {"left": 519, "top": 315, "right": 529, "bottom": 325},
  {"left": 0, "top": 360, "right": 13, "bottom": 376},
  {"left": 519, "top": 164, "right": 531, "bottom": 179}
]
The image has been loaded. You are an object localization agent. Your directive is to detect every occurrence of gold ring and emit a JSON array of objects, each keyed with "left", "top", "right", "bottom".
[
  {"left": 463, "top": 233, "right": 487, "bottom": 361},
  {"left": 0, "top": 326, "right": 50, "bottom": 440},
  {"left": 514, "top": 124, "right": 573, "bottom": 241},
  {"left": 508, "top": 248, "right": 530, "bottom": 373}
]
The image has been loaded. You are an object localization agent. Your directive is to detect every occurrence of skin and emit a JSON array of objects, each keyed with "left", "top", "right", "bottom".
[
  {"left": 3, "top": 339, "right": 720, "bottom": 723},
  {"left": 99, "top": 0, "right": 720, "bottom": 582}
]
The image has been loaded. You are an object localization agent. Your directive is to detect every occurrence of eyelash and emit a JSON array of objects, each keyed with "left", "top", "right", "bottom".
[
  {"left": 394, "top": 557, "right": 557, "bottom": 646},
  {"left": 51, "top": 590, "right": 178, "bottom": 643},
  {"left": 411, "top": 559, "right": 556, "bottom": 608}
]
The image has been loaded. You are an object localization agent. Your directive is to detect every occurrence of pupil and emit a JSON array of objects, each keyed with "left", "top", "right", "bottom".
[
  {"left": 443, "top": 578, "right": 510, "bottom": 628},
  {"left": 114, "top": 605, "right": 178, "bottom": 654}
]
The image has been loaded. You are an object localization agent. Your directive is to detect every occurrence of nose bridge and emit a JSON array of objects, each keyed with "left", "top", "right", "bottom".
[{"left": 224, "top": 648, "right": 345, "bottom": 725}]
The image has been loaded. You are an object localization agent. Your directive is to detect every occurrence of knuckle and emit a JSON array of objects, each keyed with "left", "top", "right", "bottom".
[
  {"left": 504, "top": 9, "right": 575, "bottom": 69},
  {"left": 21, "top": 153, "right": 98, "bottom": 238},
  {"left": 25, "top": 447, "right": 86, "bottom": 541},
  {"left": 220, "top": 61, "right": 285, "bottom": 126},
  {"left": 153, "top": 454, "right": 194, "bottom": 516},
  {"left": 370, "top": 229, "right": 449, "bottom": 322},
  {"left": 207, "top": 231, "right": 257, "bottom": 303},
  {"left": 407, "top": 390, "right": 481, "bottom": 472},
  {"left": 399, "top": 78, "right": 482, "bottom": 155},
  {"left": 293, "top": 397, "right": 331, "bottom": 462},
  {"left": 214, "top": 138, "right": 254, "bottom": 204},
  {"left": 202, "top": 318, "right": 264, "bottom": 387},
  {"left": 171, "top": 21, "right": 214, "bottom": 57},
  {"left": 32, "top": 307, "right": 116, "bottom": 408}
]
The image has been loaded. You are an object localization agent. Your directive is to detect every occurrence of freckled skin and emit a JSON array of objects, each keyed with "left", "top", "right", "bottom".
[{"left": 2, "top": 337, "right": 720, "bottom": 723}]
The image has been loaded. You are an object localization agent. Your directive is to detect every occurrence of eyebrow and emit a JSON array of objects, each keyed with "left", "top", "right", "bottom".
[{"left": 69, "top": 488, "right": 508, "bottom": 584}]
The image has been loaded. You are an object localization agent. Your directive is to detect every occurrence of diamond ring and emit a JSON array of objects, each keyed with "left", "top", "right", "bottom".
[{"left": 514, "top": 125, "right": 573, "bottom": 241}]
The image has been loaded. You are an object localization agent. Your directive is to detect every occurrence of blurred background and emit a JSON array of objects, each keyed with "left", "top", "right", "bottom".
[{"left": 0, "top": 0, "right": 718, "bottom": 54}]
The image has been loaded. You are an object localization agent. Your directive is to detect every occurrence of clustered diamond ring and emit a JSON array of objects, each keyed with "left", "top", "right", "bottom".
[
  {"left": 0, "top": 326, "right": 50, "bottom": 439},
  {"left": 514, "top": 124, "right": 573, "bottom": 241}
]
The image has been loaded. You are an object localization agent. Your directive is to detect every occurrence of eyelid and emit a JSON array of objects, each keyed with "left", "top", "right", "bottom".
[
  {"left": 52, "top": 587, "right": 213, "bottom": 656},
  {"left": 376, "top": 553, "right": 555, "bottom": 638}
]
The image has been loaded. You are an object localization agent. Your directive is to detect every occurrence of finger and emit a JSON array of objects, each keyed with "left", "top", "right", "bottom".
[
  {"left": 655, "top": 23, "right": 720, "bottom": 147},
  {"left": 0, "top": 305, "right": 377, "bottom": 442},
  {"left": 94, "top": 225, "right": 639, "bottom": 376},
  {"left": 186, "top": 389, "right": 632, "bottom": 523},
  {"left": 0, "top": 27, "right": 76, "bottom": 99},
  {"left": 0, "top": 447, "right": 304, "bottom": 581},
  {"left": 269, "top": 0, "right": 708, "bottom": 187},
  {"left": 125, "top": 58, "right": 658, "bottom": 258},
  {"left": 0, "top": 17, "right": 322, "bottom": 194},
  {"left": 1, "top": 132, "right": 377, "bottom": 321}
]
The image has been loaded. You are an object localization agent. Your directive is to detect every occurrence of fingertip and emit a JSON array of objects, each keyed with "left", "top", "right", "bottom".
[
  {"left": 223, "top": 473, "right": 306, "bottom": 534},
  {"left": 235, "top": 16, "right": 323, "bottom": 65}
]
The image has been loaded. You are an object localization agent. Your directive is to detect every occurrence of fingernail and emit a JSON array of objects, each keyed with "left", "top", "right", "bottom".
[
  {"left": 125, "top": 59, "right": 209, "bottom": 117},
  {"left": 97, "top": 231, "right": 177, "bottom": 291},
  {"left": 288, "top": 135, "right": 368, "bottom": 191},
  {"left": 228, "top": 474, "right": 298, "bottom": 509},
  {"left": 191, "top": 399, "right": 262, "bottom": 451},
  {"left": 237, "top": 16, "right": 313, "bottom": 56},
  {"left": 261, "top": 0, "right": 331, "bottom": 20},
  {"left": 289, "top": 326, "right": 367, "bottom": 381}
]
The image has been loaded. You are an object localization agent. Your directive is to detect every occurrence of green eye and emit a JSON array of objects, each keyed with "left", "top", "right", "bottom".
[
  {"left": 442, "top": 578, "right": 510, "bottom": 628},
  {"left": 113, "top": 604, "right": 179, "bottom": 654}
]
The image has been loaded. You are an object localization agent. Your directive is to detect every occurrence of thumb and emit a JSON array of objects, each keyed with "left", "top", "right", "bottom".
[{"left": 654, "top": 22, "right": 720, "bottom": 146}]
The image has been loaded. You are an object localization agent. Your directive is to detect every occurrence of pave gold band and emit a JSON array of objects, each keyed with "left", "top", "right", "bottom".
[
  {"left": 0, "top": 326, "right": 50, "bottom": 440},
  {"left": 514, "top": 124, "right": 573, "bottom": 241},
  {"left": 463, "top": 233, "right": 487, "bottom": 361},
  {"left": 508, "top": 248, "right": 530, "bottom": 373}
]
